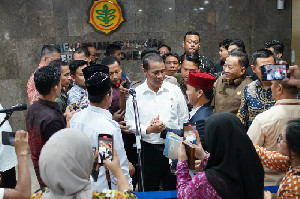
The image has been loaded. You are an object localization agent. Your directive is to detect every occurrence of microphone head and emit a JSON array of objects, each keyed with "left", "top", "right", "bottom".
[
  {"left": 14, "top": 103, "right": 27, "bottom": 111},
  {"left": 129, "top": 88, "right": 136, "bottom": 97}
]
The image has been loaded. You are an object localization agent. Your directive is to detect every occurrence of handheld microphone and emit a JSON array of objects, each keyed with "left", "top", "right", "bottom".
[
  {"left": 129, "top": 88, "right": 136, "bottom": 97},
  {"left": 0, "top": 103, "right": 27, "bottom": 113}
]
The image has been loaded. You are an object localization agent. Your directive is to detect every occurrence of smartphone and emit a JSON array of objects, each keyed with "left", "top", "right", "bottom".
[
  {"left": 183, "top": 140, "right": 195, "bottom": 170},
  {"left": 261, "top": 64, "right": 289, "bottom": 81},
  {"left": 98, "top": 134, "right": 113, "bottom": 165},
  {"left": 183, "top": 123, "right": 198, "bottom": 144},
  {"left": 2, "top": 131, "right": 16, "bottom": 146}
]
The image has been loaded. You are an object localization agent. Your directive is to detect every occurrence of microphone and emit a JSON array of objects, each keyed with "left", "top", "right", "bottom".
[
  {"left": 0, "top": 103, "right": 27, "bottom": 113},
  {"left": 129, "top": 88, "right": 136, "bottom": 97}
]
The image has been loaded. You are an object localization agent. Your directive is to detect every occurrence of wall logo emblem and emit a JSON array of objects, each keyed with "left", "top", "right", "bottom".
[{"left": 89, "top": 0, "right": 124, "bottom": 34}]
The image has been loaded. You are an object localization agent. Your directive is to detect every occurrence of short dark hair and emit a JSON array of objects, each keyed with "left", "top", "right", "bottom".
[
  {"left": 219, "top": 39, "right": 233, "bottom": 50},
  {"left": 48, "top": 60, "right": 68, "bottom": 72},
  {"left": 106, "top": 44, "right": 121, "bottom": 56},
  {"left": 102, "top": 56, "right": 120, "bottom": 66},
  {"left": 88, "top": 88, "right": 111, "bottom": 103},
  {"left": 69, "top": 60, "right": 88, "bottom": 76},
  {"left": 142, "top": 53, "right": 163, "bottom": 71},
  {"left": 195, "top": 88, "right": 214, "bottom": 101},
  {"left": 229, "top": 49, "right": 249, "bottom": 68},
  {"left": 158, "top": 44, "right": 171, "bottom": 52},
  {"left": 274, "top": 81, "right": 299, "bottom": 96},
  {"left": 74, "top": 45, "right": 90, "bottom": 58},
  {"left": 34, "top": 66, "right": 61, "bottom": 96},
  {"left": 252, "top": 49, "right": 276, "bottom": 66},
  {"left": 229, "top": 39, "right": 246, "bottom": 52},
  {"left": 163, "top": 52, "right": 179, "bottom": 62},
  {"left": 180, "top": 53, "right": 201, "bottom": 67},
  {"left": 264, "top": 40, "right": 284, "bottom": 55},
  {"left": 141, "top": 49, "right": 160, "bottom": 61},
  {"left": 40, "top": 45, "right": 61, "bottom": 59},
  {"left": 184, "top": 31, "right": 200, "bottom": 41},
  {"left": 286, "top": 119, "right": 300, "bottom": 155}
]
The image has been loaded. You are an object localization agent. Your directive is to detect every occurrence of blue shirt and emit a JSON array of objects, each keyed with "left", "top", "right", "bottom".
[
  {"left": 237, "top": 80, "right": 274, "bottom": 129},
  {"left": 67, "top": 83, "right": 86, "bottom": 105}
]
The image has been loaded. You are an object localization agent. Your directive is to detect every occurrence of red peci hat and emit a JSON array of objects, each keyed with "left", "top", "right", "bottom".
[{"left": 188, "top": 71, "right": 216, "bottom": 90}]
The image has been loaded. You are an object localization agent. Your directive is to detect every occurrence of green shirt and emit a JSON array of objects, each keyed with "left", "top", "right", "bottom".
[{"left": 55, "top": 90, "right": 68, "bottom": 113}]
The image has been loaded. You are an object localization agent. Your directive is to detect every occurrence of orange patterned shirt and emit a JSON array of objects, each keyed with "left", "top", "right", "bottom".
[
  {"left": 27, "top": 64, "right": 42, "bottom": 105},
  {"left": 255, "top": 145, "right": 300, "bottom": 198}
]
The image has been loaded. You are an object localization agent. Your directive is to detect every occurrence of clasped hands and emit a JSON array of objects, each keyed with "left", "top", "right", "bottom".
[{"left": 146, "top": 115, "right": 166, "bottom": 134}]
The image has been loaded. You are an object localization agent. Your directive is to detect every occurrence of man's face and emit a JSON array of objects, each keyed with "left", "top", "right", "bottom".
[
  {"left": 60, "top": 65, "right": 71, "bottom": 89},
  {"left": 159, "top": 46, "right": 169, "bottom": 57},
  {"left": 251, "top": 56, "right": 275, "bottom": 81},
  {"left": 219, "top": 46, "right": 229, "bottom": 61},
  {"left": 186, "top": 85, "right": 199, "bottom": 106},
  {"left": 227, "top": 44, "right": 238, "bottom": 53},
  {"left": 88, "top": 46, "right": 98, "bottom": 64},
  {"left": 113, "top": 50, "right": 122, "bottom": 60},
  {"left": 181, "top": 60, "right": 199, "bottom": 84},
  {"left": 45, "top": 52, "right": 61, "bottom": 66},
  {"left": 165, "top": 55, "right": 179, "bottom": 76},
  {"left": 72, "top": 64, "right": 87, "bottom": 89},
  {"left": 73, "top": 52, "right": 90, "bottom": 64},
  {"left": 108, "top": 61, "right": 122, "bottom": 85},
  {"left": 182, "top": 35, "right": 201, "bottom": 54},
  {"left": 223, "top": 56, "right": 245, "bottom": 80},
  {"left": 143, "top": 61, "right": 165, "bottom": 91}
]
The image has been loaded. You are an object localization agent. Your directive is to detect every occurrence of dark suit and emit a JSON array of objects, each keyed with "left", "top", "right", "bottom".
[{"left": 161, "top": 102, "right": 213, "bottom": 150}]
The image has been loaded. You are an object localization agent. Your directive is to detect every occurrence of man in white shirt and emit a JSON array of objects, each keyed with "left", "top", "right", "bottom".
[
  {"left": 248, "top": 80, "right": 300, "bottom": 186},
  {"left": 125, "top": 53, "right": 189, "bottom": 191},
  {"left": 70, "top": 65, "right": 132, "bottom": 192}
]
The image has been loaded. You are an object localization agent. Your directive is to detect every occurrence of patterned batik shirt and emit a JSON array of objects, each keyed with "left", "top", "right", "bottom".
[
  {"left": 237, "top": 79, "right": 275, "bottom": 129},
  {"left": 255, "top": 145, "right": 300, "bottom": 198}
]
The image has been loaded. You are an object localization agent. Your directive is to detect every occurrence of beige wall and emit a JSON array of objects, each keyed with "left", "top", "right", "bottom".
[{"left": 292, "top": 0, "right": 300, "bottom": 64}]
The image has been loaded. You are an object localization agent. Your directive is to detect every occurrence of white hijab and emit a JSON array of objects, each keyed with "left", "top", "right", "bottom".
[{"left": 39, "top": 128, "right": 94, "bottom": 198}]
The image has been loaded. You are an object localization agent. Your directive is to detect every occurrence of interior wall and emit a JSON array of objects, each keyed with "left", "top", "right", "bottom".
[
  {"left": 292, "top": 0, "right": 300, "bottom": 64},
  {"left": 0, "top": 0, "right": 293, "bottom": 130}
]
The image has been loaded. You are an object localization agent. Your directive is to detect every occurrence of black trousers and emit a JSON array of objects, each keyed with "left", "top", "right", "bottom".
[
  {"left": 142, "top": 141, "right": 176, "bottom": 191},
  {"left": 0, "top": 167, "right": 16, "bottom": 188}
]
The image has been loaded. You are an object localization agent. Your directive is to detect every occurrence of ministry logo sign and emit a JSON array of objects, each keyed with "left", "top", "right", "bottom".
[{"left": 89, "top": 0, "right": 124, "bottom": 34}]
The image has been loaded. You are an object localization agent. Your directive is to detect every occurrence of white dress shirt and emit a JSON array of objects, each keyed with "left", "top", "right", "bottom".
[
  {"left": 0, "top": 104, "right": 17, "bottom": 173},
  {"left": 125, "top": 81, "right": 189, "bottom": 144},
  {"left": 70, "top": 105, "right": 132, "bottom": 192}
]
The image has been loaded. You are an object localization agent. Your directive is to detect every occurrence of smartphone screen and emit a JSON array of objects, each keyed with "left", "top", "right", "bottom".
[
  {"left": 98, "top": 134, "right": 113, "bottom": 164},
  {"left": 2, "top": 131, "right": 16, "bottom": 146},
  {"left": 261, "top": 64, "right": 289, "bottom": 81},
  {"left": 183, "top": 123, "right": 197, "bottom": 144}
]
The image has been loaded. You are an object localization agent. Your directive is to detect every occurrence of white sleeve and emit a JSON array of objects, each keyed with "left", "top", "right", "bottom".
[
  {"left": 175, "top": 87, "right": 189, "bottom": 126},
  {"left": 125, "top": 96, "right": 148, "bottom": 136},
  {"left": 0, "top": 188, "right": 4, "bottom": 199}
]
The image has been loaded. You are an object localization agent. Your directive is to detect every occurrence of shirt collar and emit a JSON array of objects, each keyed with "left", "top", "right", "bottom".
[
  {"left": 189, "top": 106, "right": 201, "bottom": 119},
  {"left": 38, "top": 99, "right": 61, "bottom": 112},
  {"left": 275, "top": 99, "right": 300, "bottom": 105},
  {"left": 142, "top": 80, "right": 169, "bottom": 94},
  {"left": 73, "top": 83, "right": 86, "bottom": 93},
  {"left": 87, "top": 104, "right": 112, "bottom": 119}
]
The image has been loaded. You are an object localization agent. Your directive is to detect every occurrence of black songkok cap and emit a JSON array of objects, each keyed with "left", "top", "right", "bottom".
[
  {"left": 85, "top": 72, "right": 111, "bottom": 96},
  {"left": 82, "top": 64, "right": 109, "bottom": 80}
]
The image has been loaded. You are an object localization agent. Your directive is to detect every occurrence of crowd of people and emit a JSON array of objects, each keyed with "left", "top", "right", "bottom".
[{"left": 0, "top": 31, "right": 300, "bottom": 199}]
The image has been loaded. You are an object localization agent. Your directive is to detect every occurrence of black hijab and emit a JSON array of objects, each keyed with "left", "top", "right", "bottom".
[{"left": 204, "top": 113, "right": 264, "bottom": 199}]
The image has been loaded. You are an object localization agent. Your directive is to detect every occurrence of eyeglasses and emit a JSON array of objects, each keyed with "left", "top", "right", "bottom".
[{"left": 277, "top": 134, "right": 287, "bottom": 143}]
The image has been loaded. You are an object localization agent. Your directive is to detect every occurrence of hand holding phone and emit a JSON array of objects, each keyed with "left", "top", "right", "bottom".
[{"left": 98, "top": 134, "right": 113, "bottom": 165}]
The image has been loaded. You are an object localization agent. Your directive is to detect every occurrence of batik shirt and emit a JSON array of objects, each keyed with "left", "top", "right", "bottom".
[
  {"left": 27, "top": 64, "right": 42, "bottom": 105},
  {"left": 237, "top": 80, "right": 275, "bottom": 129},
  {"left": 255, "top": 145, "right": 300, "bottom": 198},
  {"left": 177, "top": 155, "right": 221, "bottom": 199}
]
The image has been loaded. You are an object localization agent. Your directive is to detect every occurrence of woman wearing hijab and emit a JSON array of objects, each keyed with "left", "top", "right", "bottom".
[
  {"left": 255, "top": 118, "right": 300, "bottom": 198},
  {"left": 30, "top": 128, "right": 136, "bottom": 199},
  {"left": 177, "top": 113, "right": 265, "bottom": 199}
]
